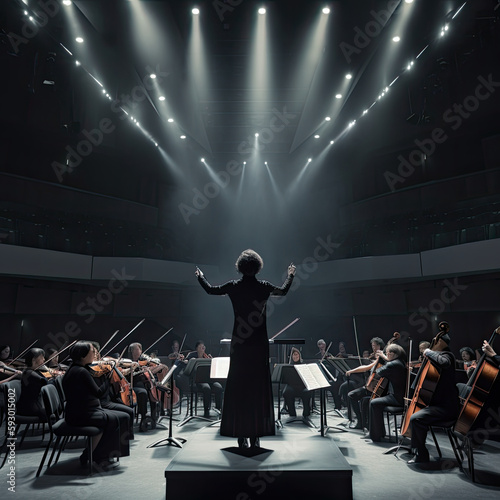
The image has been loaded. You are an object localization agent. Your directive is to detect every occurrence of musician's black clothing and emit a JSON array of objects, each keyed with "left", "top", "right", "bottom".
[
  {"left": 282, "top": 360, "right": 312, "bottom": 417},
  {"left": 17, "top": 368, "right": 48, "bottom": 420},
  {"left": 63, "top": 364, "right": 123, "bottom": 463},
  {"left": 185, "top": 351, "right": 223, "bottom": 415},
  {"left": 409, "top": 350, "right": 460, "bottom": 459},
  {"left": 198, "top": 272, "right": 294, "bottom": 438},
  {"left": 369, "top": 358, "right": 406, "bottom": 442}
]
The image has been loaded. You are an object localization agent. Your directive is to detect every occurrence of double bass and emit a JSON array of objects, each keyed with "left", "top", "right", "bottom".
[
  {"left": 454, "top": 327, "right": 500, "bottom": 436},
  {"left": 400, "top": 321, "right": 449, "bottom": 436}
]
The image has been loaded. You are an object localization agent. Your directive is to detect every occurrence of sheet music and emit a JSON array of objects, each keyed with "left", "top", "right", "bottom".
[
  {"left": 210, "top": 357, "right": 230, "bottom": 379},
  {"left": 295, "top": 363, "right": 331, "bottom": 391}
]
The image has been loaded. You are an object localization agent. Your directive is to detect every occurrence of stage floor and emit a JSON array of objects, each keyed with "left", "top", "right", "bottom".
[{"left": 165, "top": 426, "right": 353, "bottom": 500}]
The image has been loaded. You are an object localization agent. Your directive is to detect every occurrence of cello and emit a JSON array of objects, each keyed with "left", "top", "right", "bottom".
[
  {"left": 368, "top": 332, "right": 400, "bottom": 400},
  {"left": 454, "top": 327, "right": 500, "bottom": 436},
  {"left": 400, "top": 321, "right": 449, "bottom": 436}
]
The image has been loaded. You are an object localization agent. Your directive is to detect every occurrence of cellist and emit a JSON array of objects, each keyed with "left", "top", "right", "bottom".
[{"left": 408, "top": 332, "right": 460, "bottom": 465}]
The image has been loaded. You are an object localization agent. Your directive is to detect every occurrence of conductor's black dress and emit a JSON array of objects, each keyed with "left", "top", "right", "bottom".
[{"left": 198, "top": 273, "right": 294, "bottom": 438}]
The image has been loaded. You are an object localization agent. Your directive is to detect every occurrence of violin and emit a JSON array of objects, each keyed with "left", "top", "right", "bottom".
[{"left": 37, "top": 365, "right": 65, "bottom": 379}]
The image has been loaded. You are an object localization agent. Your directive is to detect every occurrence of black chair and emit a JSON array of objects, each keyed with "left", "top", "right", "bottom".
[
  {"left": 384, "top": 406, "right": 404, "bottom": 441},
  {"left": 428, "top": 420, "right": 464, "bottom": 464},
  {"left": 36, "top": 384, "right": 101, "bottom": 477}
]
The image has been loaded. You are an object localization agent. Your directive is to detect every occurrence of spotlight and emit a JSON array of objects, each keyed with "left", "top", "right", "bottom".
[
  {"left": 159, "top": 96, "right": 166, "bottom": 101},
  {"left": 258, "top": 8, "right": 266, "bottom": 15},
  {"left": 75, "top": 37, "right": 84, "bottom": 43},
  {"left": 155, "top": 143, "right": 158, "bottom": 147},
  {"left": 150, "top": 73, "right": 157, "bottom": 79},
  {"left": 192, "top": 8, "right": 200, "bottom": 15},
  {"left": 346, "top": 73, "right": 352, "bottom": 79},
  {"left": 201, "top": 158, "right": 205, "bottom": 162},
  {"left": 243, "top": 161, "right": 246, "bottom": 165},
  {"left": 308, "top": 158, "right": 312, "bottom": 163},
  {"left": 330, "top": 140, "right": 334, "bottom": 144},
  {"left": 265, "top": 161, "right": 268, "bottom": 165},
  {"left": 180, "top": 135, "right": 186, "bottom": 139},
  {"left": 322, "top": 7, "right": 330, "bottom": 14},
  {"left": 325, "top": 117, "right": 331, "bottom": 121},
  {"left": 75, "top": 60, "right": 81, "bottom": 66},
  {"left": 363, "top": 109, "right": 368, "bottom": 115},
  {"left": 314, "top": 135, "right": 320, "bottom": 139},
  {"left": 102, "top": 89, "right": 106, "bottom": 93},
  {"left": 405, "top": 0, "right": 414, "bottom": 3},
  {"left": 255, "top": 133, "right": 259, "bottom": 137},
  {"left": 392, "top": 36, "right": 401, "bottom": 42},
  {"left": 335, "top": 94, "right": 342, "bottom": 99},
  {"left": 168, "top": 118, "right": 174, "bottom": 123},
  {"left": 136, "top": 122, "right": 140, "bottom": 126},
  {"left": 63, "top": 0, "right": 72, "bottom": 5}
]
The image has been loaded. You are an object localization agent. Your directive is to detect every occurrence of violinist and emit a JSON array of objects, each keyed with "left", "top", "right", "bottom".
[
  {"left": 283, "top": 348, "right": 312, "bottom": 422},
  {"left": 1, "top": 345, "right": 22, "bottom": 383},
  {"left": 408, "top": 332, "right": 460, "bottom": 465},
  {"left": 17, "top": 348, "right": 51, "bottom": 420},
  {"left": 345, "top": 337, "right": 385, "bottom": 430},
  {"left": 368, "top": 343, "right": 407, "bottom": 442},
  {"left": 62, "top": 341, "right": 122, "bottom": 471},
  {"left": 89, "top": 342, "right": 135, "bottom": 443},
  {"left": 45, "top": 347, "right": 69, "bottom": 372},
  {"left": 185, "top": 340, "right": 223, "bottom": 418},
  {"left": 0, "top": 345, "right": 13, "bottom": 364}
]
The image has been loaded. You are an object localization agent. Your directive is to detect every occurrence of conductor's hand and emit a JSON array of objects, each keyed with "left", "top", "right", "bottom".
[
  {"left": 288, "top": 263, "right": 296, "bottom": 276},
  {"left": 195, "top": 267, "right": 203, "bottom": 278}
]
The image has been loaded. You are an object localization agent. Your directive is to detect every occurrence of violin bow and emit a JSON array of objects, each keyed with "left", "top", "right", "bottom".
[
  {"left": 270, "top": 317, "right": 300, "bottom": 341},
  {"left": 352, "top": 316, "right": 362, "bottom": 365},
  {"left": 320, "top": 341, "right": 333, "bottom": 362},
  {"left": 45, "top": 339, "right": 78, "bottom": 367},
  {"left": 7, "top": 339, "right": 39, "bottom": 366},
  {"left": 103, "top": 318, "right": 146, "bottom": 357},
  {"left": 143, "top": 327, "right": 174, "bottom": 356},
  {"left": 99, "top": 330, "right": 120, "bottom": 356}
]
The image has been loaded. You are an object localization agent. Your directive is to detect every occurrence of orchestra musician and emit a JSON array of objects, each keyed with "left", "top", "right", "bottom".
[
  {"left": 0, "top": 345, "right": 13, "bottom": 364},
  {"left": 368, "top": 343, "right": 407, "bottom": 442},
  {"left": 62, "top": 341, "right": 122, "bottom": 470},
  {"left": 283, "top": 347, "right": 312, "bottom": 421},
  {"left": 408, "top": 332, "right": 460, "bottom": 465},
  {"left": 1, "top": 344, "right": 22, "bottom": 383},
  {"left": 45, "top": 347, "right": 69, "bottom": 372},
  {"left": 196, "top": 249, "right": 295, "bottom": 450},
  {"left": 315, "top": 339, "right": 344, "bottom": 413},
  {"left": 458, "top": 346, "right": 477, "bottom": 377},
  {"left": 345, "top": 337, "right": 386, "bottom": 430},
  {"left": 185, "top": 340, "right": 223, "bottom": 418},
  {"left": 17, "top": 348, "right": 52, "bottom": 419}
]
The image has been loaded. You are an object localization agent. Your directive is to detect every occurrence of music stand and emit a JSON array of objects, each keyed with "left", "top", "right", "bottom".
[
  {"left": 148, "top": 364, "right": 187, "bottom": 448},
  {"left": 177, "top": 358, "right": 213, "bottom": 427}
]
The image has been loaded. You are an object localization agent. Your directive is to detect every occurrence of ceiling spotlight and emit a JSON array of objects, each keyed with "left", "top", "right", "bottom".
[
  {"left": 314, "top": 135, "right": 320, "bottom": 139},
  {"left": 346, "top": 73, "right": 352, "bottom": 80},
  {"left": 102, "top": 89, "right": 106, "bottom": 93},
  {"left": 155, "top": 143, "right": 158, "bottom": 147},
  {"left": 168, "top": 118, "right": 174, "bottom": 123},
  {"left": 363, "top": 109, "right": 368, "bottom": 115},
  {"left": 258, "top": 8, "right": 266, "bottom": 15},
  {"left": 201, "top": 158, "right": 205, "bottom": 162},
  {"left": 335, "top": 94, "right": 342, "bottom": 99},
  {"left": 150, "top": 73, "right": 157, "bottom": 79},
  {"left": 136, "top": 122, "right": 140, "bottom": 126},
  {"left": 322, "top": 7, "right": 330, "bottom": 14},
  {"left": 75, "top": 37, "right": 84, "bottom": 43},
  {"left": 255, "top": 133, "right": 259, "bottom": 137},
  {"left": 405, "top": 0, "right": 414, "bottom": 3},
  {"left": 63, "top": 0, "right": 72, "bottom": 5},
  {"left": 75, "top": 60, "right": 81, "bottom": 66},
  {"left": 325, "top": 116, "right": 331, "bottom": 121},
  {"left": 243, "top": 161, "right": 246, "bottom": 165},
  {"left": 330, "top": 140, "right": 334, "bottom": 145},
  {"left": 308, "top": 158, "right": 312, "bottom": 163},
  {"left": 192, "top": 8, "right": 200, "bottom": 15},
  {"left": 180, "top": 135, "right": 186, "bottom": 139},
  {"left": 392, "top": 36, "right": 401, "bottom": 42},
  {"left": 159, "top": 96, "right": 166, "bottom": 101},
  {"left": 265, "top": 161, "right": 268, "bottom": 165}
]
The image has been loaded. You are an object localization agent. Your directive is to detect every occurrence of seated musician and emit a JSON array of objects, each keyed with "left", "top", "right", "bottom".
[
  {"left": 90, "top": 342, "right": 135, "bottom": 445},
  {"left": 185, "top": 340, "right": 223, "bottom": 418},
  {"left": 315, "top": 338, "right": 343, "bottom": 413},
  {"left": 0, "top": 345, "right": 13, "bottom": 364},
  {"left": 283, "top": 348, "right": 312, "bottom": 421},
  {"left": 127, "top": 342, "right": 160, "bottom": 426},
  {"left": 45, "top": 347, "right": 69, "bottom": 372},
  {"left": 368, "top": 344, "right": 407, "bottom": 442},
  {"left": 458, "top": 346, "right": 477, "bottom": 377},
  {"left": 62, "top": 341, "right": 122, "bottom": 470},
  {"left": 345, "top": 337, "right": 385, "bottom": 430},
  {"left": 408, "top": 333, "right": 460, "bottom": 465},
  {"left": 17, "top": 348, "right": 54, "bottom": 419}
]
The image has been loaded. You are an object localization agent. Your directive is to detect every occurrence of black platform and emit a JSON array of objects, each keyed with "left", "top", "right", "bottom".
[{"left": 165, "top": 426, "right": 353, "bottom": 499}]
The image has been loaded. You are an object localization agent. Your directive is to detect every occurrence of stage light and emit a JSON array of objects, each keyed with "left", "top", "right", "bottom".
[
  {"left": 255, "top": 133, "right": 259, "bottom": 137},
  {"left": 314, "top": 135, "right": 320, "bottom": 139},
  {"left": 155, "top": 143, "right": 158, "bottom": 147},
  {"left": 243, "top": 161, "right": 246, "bottom": 165},
  {"left": 346, "top": 73, "right": 352, "bottom": 79},
  {"left": 63, "top": 0, "right": 72, "bottom": 5},
  {"left": 265, "top": 161, "right": 268, "bottom": 165},
  {"left": 136, "top": 122, "right": 140, "bottom": 126},
  {"left": 258, "top": 8, "right": 266, "bottom": 15},
  {"left": 363, "top": 109, "right": 368, "bottom": 115},
  {"left": 102, "top": 89, "right": 105, "bottom": 93},
  {"left": 192, "top": 8, "right": 200, "bottom": 15},
  {"left": 150, "top": 73, "right": 157, "bottom": 79},
  {"left": 330, "top": 140, "right": 334, "bottom": 144},
  {"left": 159, "top": 96, "right": 165, "bottom": 101},
  {"left": 322, "top": 7, "right": 330, "bottom": 14},
  {"left": 308, "top": 158, "right": 312, "bottom": 163},
  {"left": 180, "top": 135, "right": 186, "bottom": 139},
  {"left": 75, "top": 37, "right": 84, "bottom": 43},
  {"left": 201, "top": 158, "right": 205, "bottom": 162},
  {"left": 75, "top": 60, "right": 81, "bottom": 66},
  {"left": 392, "top": 36, "right": 401, "bottom": 43},
  {"left": 168, "top": 118, "right": 174, "bottom": 123},
  {"left": 405, "top": 0, "right": 414, "bottom": 3},
  {"left": 335, "top": 94, "right": 342, "bottom": 99},
  {"left": 325, "top": 117, "right": 331, "bottom": 121}
]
